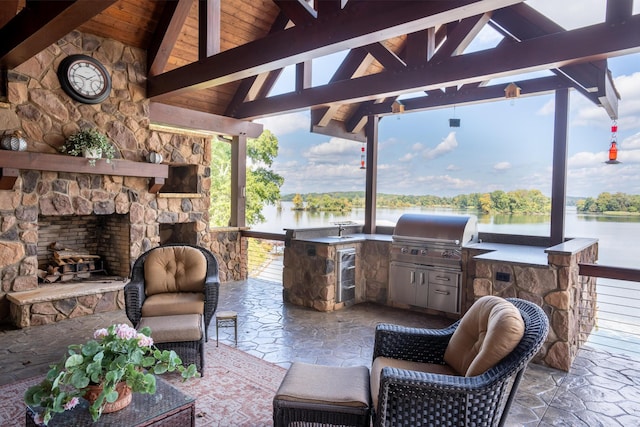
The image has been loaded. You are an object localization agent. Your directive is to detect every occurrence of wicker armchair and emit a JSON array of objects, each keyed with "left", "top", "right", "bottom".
[
  {"left": 124, "top": 244, "right": 220, "bottom": 341},
  {"left": 371, "top": 297, "right": 549, "bottom": 427}
]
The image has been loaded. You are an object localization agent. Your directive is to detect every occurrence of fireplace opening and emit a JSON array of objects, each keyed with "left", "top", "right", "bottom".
[{"left": 37, "top": 214, "right": 131, "bottom": 282}]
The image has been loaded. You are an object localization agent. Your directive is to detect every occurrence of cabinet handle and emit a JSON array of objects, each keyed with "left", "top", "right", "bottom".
[
  {"left": 435, "top": 276, "right": 450, "bottom": 281},
  {"left": 420, "top": 272, "right": 426, "bottom": 285},
  {"left": 434, "top": 289, "right": 450, "bottom": 295},
  {"left": 410, "top": 271, "right": 415, "bottom": 284}
]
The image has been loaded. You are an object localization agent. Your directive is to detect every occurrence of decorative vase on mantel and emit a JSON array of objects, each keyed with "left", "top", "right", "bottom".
[{"left": 84, "top": 381, "right": 133, "bottom": 414}]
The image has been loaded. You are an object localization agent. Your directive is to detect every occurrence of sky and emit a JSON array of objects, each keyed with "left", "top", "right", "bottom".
[{"left": 256, "top": 0, "right": 640, "bottom": 199}]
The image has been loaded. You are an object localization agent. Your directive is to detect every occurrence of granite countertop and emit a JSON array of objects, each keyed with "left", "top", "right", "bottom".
[
  {"left": 466, "top": 242, "right": 549, "bottom": 266},
  {"left": 293, "top": 233, "right": 393, "bottom": 245}
]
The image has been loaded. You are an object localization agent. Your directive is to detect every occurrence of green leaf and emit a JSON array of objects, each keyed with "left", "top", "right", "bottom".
[{"left": 64, "top": 354, "right": 84, "bottom": 368}]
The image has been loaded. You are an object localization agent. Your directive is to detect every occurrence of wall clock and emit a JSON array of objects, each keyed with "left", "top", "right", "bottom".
[{"left": 57, "top": 54, "right": 112, "bottom": 104}]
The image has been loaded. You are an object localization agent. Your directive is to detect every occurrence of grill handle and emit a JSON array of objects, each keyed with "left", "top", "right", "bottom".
[{"left": 434, "top": 289, "right": 450, "bottom": 295}]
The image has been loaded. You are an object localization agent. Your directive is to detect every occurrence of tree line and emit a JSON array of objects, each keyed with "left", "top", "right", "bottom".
[
  {"left": 285, "top": 190, "right": 552, "bottom": 214},
  {"left": 576, "top": 192, "right": 640, "bottom": 213}
]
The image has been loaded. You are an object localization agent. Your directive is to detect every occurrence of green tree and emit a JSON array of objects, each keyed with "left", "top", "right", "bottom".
[{"left": 209, "top": 130, "right": 284, "bottom": 226}]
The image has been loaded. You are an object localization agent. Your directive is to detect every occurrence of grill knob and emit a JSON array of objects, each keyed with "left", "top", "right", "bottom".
[
  {"left": 400, "top": 247, "right": 408, "bottom": 254},
  {"left": 420, "top": 249, "right": 427, "bottom": 255}
]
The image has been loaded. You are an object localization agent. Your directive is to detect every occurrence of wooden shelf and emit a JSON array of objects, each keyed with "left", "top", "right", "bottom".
[{"left": 0, "top": 151, "right": 169, "bottom": 193}]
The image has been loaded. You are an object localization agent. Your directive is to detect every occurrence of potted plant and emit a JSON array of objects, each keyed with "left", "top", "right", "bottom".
[
  {"left": 60, "top": 129, "right": 116, "bottom": 166},
  {"left": 24, "top": 323, "right": 199, "bottom": 425}
]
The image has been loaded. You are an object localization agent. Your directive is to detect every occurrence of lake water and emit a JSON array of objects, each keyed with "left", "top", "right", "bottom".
[{"left": 252, "top": 202, "right": 640, "bottom": 268}]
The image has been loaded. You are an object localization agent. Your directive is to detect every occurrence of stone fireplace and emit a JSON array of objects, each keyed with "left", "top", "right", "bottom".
[{"left": 0, "top": 31, "right": 250, "bottom": 328}]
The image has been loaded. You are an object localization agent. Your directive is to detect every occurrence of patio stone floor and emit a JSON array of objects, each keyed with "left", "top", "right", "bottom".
[{"left": 2, "top": 278, "right": 640, "bottom": 426}]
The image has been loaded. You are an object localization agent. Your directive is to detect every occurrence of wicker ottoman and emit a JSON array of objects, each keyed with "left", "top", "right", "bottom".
[
  {"left": 273, "top": 362, "right": 371, "bottom": 427},
  {"left": 137, "top": 314, "right": 205, "bottom": 375}
]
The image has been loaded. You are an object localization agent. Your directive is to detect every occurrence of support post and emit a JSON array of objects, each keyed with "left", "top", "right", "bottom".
[
  {"left": 230, "top": 134, "right": 247, "bottom": 227},
  {"left": 363, "top": 115, "right": 378, "bottom": 234},
  {"left": 550, "top": 88, "right": 569, "bottom": 245}
]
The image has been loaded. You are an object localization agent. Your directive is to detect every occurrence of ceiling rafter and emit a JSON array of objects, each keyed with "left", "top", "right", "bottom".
[
  {"left": 0, "top": 0, "right": 116, "bottom": 68},
  {"left": 147, "top": 0, "right": 194, "bottom": 76},
  {"left": 147, "top": 0, "right": 524, "bottom": 100},
  {"left": 231, "top": 14, "right": 640, "bottom": 121}
]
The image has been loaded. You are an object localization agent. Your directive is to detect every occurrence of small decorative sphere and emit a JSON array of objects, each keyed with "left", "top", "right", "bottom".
[
  {"left": 147, "top": 151, "right": 163, "bottom": 163},
  {"left": 1, "top": 130, "right": 27, "bottom": 151}
]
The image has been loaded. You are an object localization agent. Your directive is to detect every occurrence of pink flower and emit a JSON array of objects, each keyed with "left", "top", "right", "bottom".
[
  {"left": 63, "top": 397, "right": 80, "bottom": 411},
  {"left": 93, "top": 328, "right": 108, "bottom": 339},
  {"left": 137, "top": 333, "right": 154, "bottom": 347},
  {"left": 115, "top": 324, "right": 137, "bottom": 340}
]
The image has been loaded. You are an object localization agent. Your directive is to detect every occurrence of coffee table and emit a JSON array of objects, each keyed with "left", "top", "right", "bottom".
[{"left": 25, "top": 376, "right": 195, "bottom": 426}]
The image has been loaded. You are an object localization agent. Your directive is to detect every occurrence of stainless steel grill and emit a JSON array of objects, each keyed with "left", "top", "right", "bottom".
[{"left": 389, "top": 214, "right": 478, "bottom": 313}]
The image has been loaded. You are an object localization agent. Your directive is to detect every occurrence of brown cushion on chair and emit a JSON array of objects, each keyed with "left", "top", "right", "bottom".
[
  {"left": 444, "top": 295, "right": 525, "bottom": 377},
  {"left": 138, "top": 314, "right": 202, "bottom": 342},
  {"left": 144, "top": 246, "right": 207, "bottom": 295},
  {"left": 141, "top": 293, "right": 204, "bottom": 317},
  {"left": 275, "top": 362, "right": 370, "bottom": 408},
  {"left": 370, "top": 356, "right": 458, "bottom": 409}
]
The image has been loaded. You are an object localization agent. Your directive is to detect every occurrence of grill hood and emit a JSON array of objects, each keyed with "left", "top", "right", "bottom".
[{"left": 393, "top": 213, "right": 478, "bottom": 246}]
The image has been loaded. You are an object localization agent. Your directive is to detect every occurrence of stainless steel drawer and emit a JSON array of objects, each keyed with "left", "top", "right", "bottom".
[
  {"left": 428, "top": 270, "right": 458, "bottom": 286},
  {"left": 428, "top": 283, "right": 459, "bottom": 314}
]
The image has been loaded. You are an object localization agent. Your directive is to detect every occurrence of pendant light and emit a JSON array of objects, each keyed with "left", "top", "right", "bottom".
[{"left": 605, "top": 121, "right": 621, "bottom": 164}]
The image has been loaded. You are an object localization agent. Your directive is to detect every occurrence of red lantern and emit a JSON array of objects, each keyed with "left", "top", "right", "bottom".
[
  {"left": 606, "top": 121, "right": 621, "bottom": 164},
  {"left": 360, "top": 144, "right": 366, "bottom": 170}
]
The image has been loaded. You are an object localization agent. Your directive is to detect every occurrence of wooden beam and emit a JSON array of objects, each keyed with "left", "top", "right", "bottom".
[
  {"left": 310, "top": 110, "right": 366, "bottom": 142},
  {"left": 148, "top": 0, "right": 194, "bottom": 76},
  {"left": 0, "top": 0, "right": 19, "bottom": 28},
  {"left": 232, "top": 15, "right": 640, "bottom": 119},
  {"left": 295, "top": 61, "right": 311, "bottom": 92},
  {"left": 364, "top": 43, "right": 406, "bottom": 71},
  {"left": 230, "top": 135, "right": 247, "bottom": 227},
  {"left": 149, "top": 102, "right": 263, "bottom": 138},
  {"left": 363, "top": 115, "right": 378, "bottom": 234},
  {"left": 431, "top": 14, "right": 491, "bottom": 61},
  {"left": 0, "top": 0, "right": 117, "bottom": 68},
  {"left": 598, "top": 68, "right": 620, "bottom": 120},
  {"left": 199, "top": 0, "right": 221, "bottom": 59},
  {"left": 147, "top": 0, "right": 524, "bottom": 99},
  {"left": 579, "top": 263, "right": 640, "bottom": 282},
  {"left": 606, "top": 0, "right": 633, "bottom": 24}
]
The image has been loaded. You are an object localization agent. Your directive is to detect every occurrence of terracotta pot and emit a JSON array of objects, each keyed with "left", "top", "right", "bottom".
[{"left": 84, "top": 381, "right": 132, "bottom": 413}]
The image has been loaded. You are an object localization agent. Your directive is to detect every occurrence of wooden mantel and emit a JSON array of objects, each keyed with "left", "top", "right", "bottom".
[{"left": 0, "top": 151, "right": 169, "bottom": 192}]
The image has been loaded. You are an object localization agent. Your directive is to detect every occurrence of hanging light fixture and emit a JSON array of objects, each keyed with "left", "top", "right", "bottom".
[
  {"left": 360, "top": 142, "right": 366, "bottom": 170},
  {"left": 449, "top": 105, "right": 460, "bottom": 128},
  {"left": 606, "top": 121, "right": 621, "bottom": 164}
]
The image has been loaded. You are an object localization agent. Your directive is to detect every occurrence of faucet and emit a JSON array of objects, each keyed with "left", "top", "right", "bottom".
[{"left": 338, "top": 224, "right": 345, "bottom": 237}]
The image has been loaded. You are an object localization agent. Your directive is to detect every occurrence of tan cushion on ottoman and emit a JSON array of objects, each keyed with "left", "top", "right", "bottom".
[
  {"left": 138, "top": 314, "right": 202, "bottom": 343},
  {"left": 276, "top": 362, "right": 370, "bottom": 408}
]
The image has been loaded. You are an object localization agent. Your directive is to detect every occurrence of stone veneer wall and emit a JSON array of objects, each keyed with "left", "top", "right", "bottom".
[
  {"left": 0, "top": 31, "right": 246, "bottom": 326},
  {"left": 283, "top": 241, "right": 366, "bottom": 311},
  {"left": 465, "top": 241, "right": 598, "bottom": 371}
]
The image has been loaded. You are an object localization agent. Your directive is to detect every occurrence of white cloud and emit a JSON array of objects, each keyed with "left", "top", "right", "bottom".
[
  {"left": 255, "top": 112, "right": 309, "bottom": 136},
  {"left": 303, "top": 137, "right": 361, "bottom": 164},
  {"left": 422, "top": 132, "right": 458, "bottom": 160},
  {"left": 622, "top": 132, "right": 640, "bottom": 150},
  {"left": 446, "top": 164, "right": 460, "bottom": 171},
  {"left": 493, "top": 161, "right": 512, "bottom": 171},
  {"left": 537, "top": 99, "right": 555, "bottom": 116},
  {"left": 399, "top": 153, "right": 416, "bottom": 162}
]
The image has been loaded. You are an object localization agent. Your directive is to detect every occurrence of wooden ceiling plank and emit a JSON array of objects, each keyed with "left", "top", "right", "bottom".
[
  {"left": 0, "top": 0, "right": 117, "bottom": 68},
  {"left": 404, "top": 29, "right": 430, "bottom": 66},
  {"left": 0, "top": 0, "right": 19, "bottom": 28},
  {"left": 147, "top": 0, "right": 525, "bottom": 99},
  {"left": 148, "top": 0, "right": 194, "bottom": 76},
  {"left": 231, "top": 15, "right": 640, "bottom": 119},
  {"left": 149, "top": 102, "right": 263, "bottom": 138}
]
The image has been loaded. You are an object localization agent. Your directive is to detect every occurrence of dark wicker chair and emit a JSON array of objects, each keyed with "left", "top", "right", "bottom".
[
  {"left": 124, "top": 244, "right": 220, "bottom": 342},
  {"left": 371, "top": 298, "right": 549, "bottom": 427}
]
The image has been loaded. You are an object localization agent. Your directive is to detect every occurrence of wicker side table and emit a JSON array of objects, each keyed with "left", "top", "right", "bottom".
[
  {"left": 26, "top": 376, "right": 195, "bottom": 426},
  {"left": 273, "top": 362, "right": 371, "bottom": 427}
]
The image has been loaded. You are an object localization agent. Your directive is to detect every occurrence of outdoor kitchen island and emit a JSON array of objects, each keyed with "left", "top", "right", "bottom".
[{"left": 283, "top": 221, "right": 598, "bottom": 372}]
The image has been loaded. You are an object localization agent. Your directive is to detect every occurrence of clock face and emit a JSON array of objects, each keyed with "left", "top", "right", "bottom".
[{"left": 58, "top": 55, "right": 112, "bottom": 104}]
